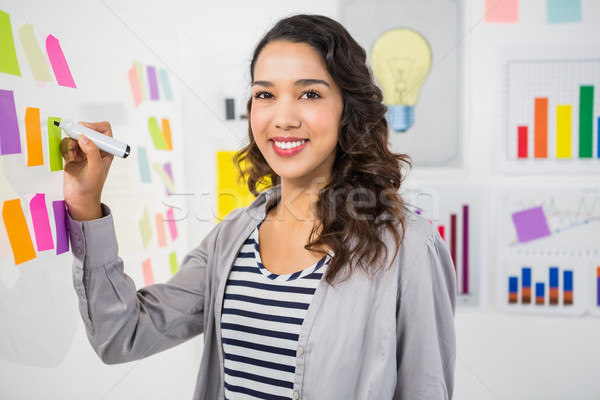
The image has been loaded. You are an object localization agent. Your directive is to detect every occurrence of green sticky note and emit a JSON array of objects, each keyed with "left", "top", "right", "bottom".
[
  {"left": 47, "top": 117, "right": 62, "bottom": 171},
  {"left": 169, "top": 251, "right": 178, "bottom": 275},
  {"left": 19, "top": 23, "right": 52, "bottom": 81},
  {"left": 0, "top": 11, "right": 21, "bottom": 76},
  {"left": 148, "top": 117, "right": 167, "bottom": 150},
  {"left": 138, "top": 207, "right": 152, "bottom": 249}
]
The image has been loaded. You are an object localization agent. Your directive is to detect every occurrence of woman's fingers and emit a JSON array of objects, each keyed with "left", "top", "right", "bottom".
[{"left": 60, "top": 137, "right": 80, "bottom": 162}]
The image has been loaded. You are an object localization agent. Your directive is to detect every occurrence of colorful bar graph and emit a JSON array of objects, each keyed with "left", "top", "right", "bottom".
[
  {"left": 462, "top": 205, "right": 469, "bottom": 295},
  {"left": 509, "top": 276, "right": 519, "bottom": 304},
  {"left": 556, "top": 105, "right": 572, "bottom": 158},
  {"left": 563, "top": 270, "right": 573, "bottom": 306},
  {"left": 549, "top": 267, "right": 559, "bottom": 305},
  {"left": 534, "top": 97, "right": 548, "bottom": 158},
  {"left": 535, "top": 282, "right": 545, "bottom": 305},
  {"left": 579, "top": 86, "right": 593, "bottom": 158},
  {"left": 521, "top": 267, "right": 532, "bottom": 304},
  {"left": 517, "top": 126, "right": 528, "bottom": 158}
]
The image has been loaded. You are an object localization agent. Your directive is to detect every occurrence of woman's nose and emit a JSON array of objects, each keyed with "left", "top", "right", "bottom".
[{"left": 273, "top": 99, "right": 301, "bottom": 130}]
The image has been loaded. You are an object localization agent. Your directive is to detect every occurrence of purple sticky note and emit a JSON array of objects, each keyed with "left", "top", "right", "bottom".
[
  {"left": 164, "top": 162, "right": 173, "bottom": 195},
  {"left": 0, "top": 89, "right": 22, "bottom": 155},
  {"left": 511, "top": 206, "right": 551, "bottom": 243},
  {"left": 52, "top": 200, "right": 69, "bottom": 254},
  {"left": 147, "top": 66, "right": 159, "bottom": 100}
]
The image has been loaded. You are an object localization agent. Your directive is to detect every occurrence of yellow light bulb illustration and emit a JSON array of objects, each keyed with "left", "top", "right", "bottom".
[{"left": 371, "top": 28, "right": 432, "bottom": 132}]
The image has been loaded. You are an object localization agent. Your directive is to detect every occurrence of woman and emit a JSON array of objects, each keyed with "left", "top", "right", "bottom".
[{"left": 62, "top": 14, "right": 456, "bottom": 400}]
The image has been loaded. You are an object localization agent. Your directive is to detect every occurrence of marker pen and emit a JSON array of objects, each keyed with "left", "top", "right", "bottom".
[{"left": 54, "top": 121, "right": 130, "bottom": 158}]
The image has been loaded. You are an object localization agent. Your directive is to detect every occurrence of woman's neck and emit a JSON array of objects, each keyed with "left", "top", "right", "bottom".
[{"left": 271, "top": 177, "right": 328, "bottom": 225}]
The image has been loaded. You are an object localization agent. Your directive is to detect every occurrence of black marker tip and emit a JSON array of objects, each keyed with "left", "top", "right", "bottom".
[{"left": 53, "top": 121, "right": 60, "bottom": 127}]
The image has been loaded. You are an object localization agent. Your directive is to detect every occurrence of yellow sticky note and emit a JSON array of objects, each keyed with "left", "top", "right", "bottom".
[
  {"left": 18, "top": 23, "right": 52, "bottom": 81},
  {"left": 169, "top": 251, "right": 178, "bottom": 275},
  {"left": 216, "top": 151, "right": 257, "bottom": 221},
  {"left": 152, "top": 163, "right": 175, "bottom": 192},
  {"left": 138, "top": 207, "right": 153, "bottom": 248},
  {"left": 3, "top": 199, "right": 36, "bottom": 265}
]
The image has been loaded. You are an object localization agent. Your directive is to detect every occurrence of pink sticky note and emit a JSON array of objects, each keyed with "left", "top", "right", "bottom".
[
  {"left": 166, "top": 208, "right": 178, "bottom": 241},
  {"left": 52, "top": 200, "right": 69, "bottom": 254},
  {"left": 142, "top": 258, "right": 155, "bottom": 285},
  {"left": 128, "top": 65, "right": 143, "bottom": 107},
  {"left": 147, "top": 66, "right": 159, "bottom": 100},
  {"left": 30, "top": 194, "right": 54, "bottom": 251},
  {"left": 155, "top": 213, "right": 167, "bottom": 247},
  {"left": 485, "top": 0, "right": 519, "bottom": 23},
  {"left": 46, "top": 35, "right": 76, "bottom": 88}
]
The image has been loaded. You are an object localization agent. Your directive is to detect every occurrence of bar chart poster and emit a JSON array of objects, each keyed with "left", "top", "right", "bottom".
[
  {"left": 402, "top": 184, "right": 488, "bottom": 308},
  {"left": 498, "top": 49, "right": 600, "bottom": 174},
  {"left": 498, "top": 188, "right": 600, "bottom": 315}
]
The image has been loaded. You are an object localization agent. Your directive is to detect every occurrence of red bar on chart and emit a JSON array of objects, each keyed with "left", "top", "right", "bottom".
[
  {"left": 517, "top": 126, "right": 528, "bottom": 158},
  {"left": 437, "top": 225, "right": 445, "bottom": 240},
  {"left": 534, "top": 97, "right": 548, "bottom": 158}
]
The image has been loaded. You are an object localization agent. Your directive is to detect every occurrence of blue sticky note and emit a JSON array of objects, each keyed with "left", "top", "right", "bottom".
[
  {"left": 511, "top": 206, "right": 551, "bottom": 243},
  {"left": 137, "top": 146, "right": 152, "bottom": 183},
  {"left": 158, "top": 69, "right": 173, "bottom": 101},
  {"left": 547, "top": 0, "right": 582, "bottom": 23}
]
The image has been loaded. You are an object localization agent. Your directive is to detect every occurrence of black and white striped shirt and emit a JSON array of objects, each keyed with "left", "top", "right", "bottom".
[{"left": 221, "top": 225, "right": 329, "bottom": 400}]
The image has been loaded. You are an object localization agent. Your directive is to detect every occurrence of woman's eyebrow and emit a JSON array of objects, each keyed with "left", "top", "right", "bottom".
[
  {"left": 251, "top": 79, "right": 331, "bottom": 88},
  {"left": 251, "top": 80, "right": 273, "bottom": 87}
]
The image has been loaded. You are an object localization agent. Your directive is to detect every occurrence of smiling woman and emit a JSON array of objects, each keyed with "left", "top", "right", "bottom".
[{"left": 62, "top": 13, "right": 457, "bottom": 400}]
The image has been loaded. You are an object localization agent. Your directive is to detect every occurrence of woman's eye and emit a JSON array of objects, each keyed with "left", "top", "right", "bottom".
[
  {"left": 301, "top": 91, "right": 321, "bottom": 100},
  {"left": 254, "top": 91, "right": 273, "bottom": 99}
]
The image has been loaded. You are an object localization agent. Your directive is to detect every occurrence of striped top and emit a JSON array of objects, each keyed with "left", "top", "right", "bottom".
[{"left": 221, "top": 225, "right": 329, "bottom": 400}]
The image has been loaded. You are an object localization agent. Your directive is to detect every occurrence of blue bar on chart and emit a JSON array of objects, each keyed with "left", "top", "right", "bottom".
[
  {"left": 549, "top": 267, "right": 559, "bottom": 305},
  {"left": 509, "top": 276, "right": 519, "bottom": 304},
  {"left": 536, "top": 282, "right": 545, "bottom": 305},
  {"left": 521, "top": 267, "right": 532, "bottom": 304},
  {"left": 563, "top": 270, "right": 573, "bottom": 306}
]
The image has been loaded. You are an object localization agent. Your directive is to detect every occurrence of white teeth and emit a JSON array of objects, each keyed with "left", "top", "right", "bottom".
[{"left": 274, "top": 140, "right": 306, "bottom": 150}]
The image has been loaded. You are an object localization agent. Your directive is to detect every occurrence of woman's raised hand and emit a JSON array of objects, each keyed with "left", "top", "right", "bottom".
[{"left": 60, "top": 121, "right": 114, "bottom": 221}]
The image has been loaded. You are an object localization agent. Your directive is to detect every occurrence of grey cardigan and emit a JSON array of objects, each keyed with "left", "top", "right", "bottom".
[{"left": 69, "top": 187, "right": 456, "bottom": 399}]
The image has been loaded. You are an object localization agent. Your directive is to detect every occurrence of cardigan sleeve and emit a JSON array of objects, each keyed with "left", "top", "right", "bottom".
[
  {"left": 395, "top": 229, "right": 457, "bottom": 399},
  {"left": 69, "top": 205, "right": 216, "bottom": 364}
]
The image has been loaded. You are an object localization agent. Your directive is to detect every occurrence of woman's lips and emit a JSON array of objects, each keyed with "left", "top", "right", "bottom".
[{"left": 270, "top": 137, "right": 309, "bottom": 156}]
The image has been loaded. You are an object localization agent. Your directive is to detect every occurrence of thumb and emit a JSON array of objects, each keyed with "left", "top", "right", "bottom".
[{"left": 77, "top": 134, "right": 102, "bottom": 166}]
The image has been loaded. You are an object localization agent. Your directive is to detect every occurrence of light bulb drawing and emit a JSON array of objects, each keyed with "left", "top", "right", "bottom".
[{"left": 371, "top": 28, "right": 433, "bottom": 133}]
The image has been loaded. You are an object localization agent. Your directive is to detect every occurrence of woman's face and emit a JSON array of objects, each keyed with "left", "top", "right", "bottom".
[{"left": 250, "top": 40, "right": 343, "bottom": 187}]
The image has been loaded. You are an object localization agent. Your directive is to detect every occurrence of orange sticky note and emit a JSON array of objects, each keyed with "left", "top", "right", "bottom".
[
  {"left": 142, "top": 258, "right": 154, "bottom": 285},
  {"left": 2, "top": 199, "right": 36, "bottom": 265},
  {"left": 25, "top": 107, "right": 44, "bottom": 166},
  {"left": 161, "top": 118, "right": 173, "bottom": 150},
  {"left": 155, "top": 213, "right": 167, "bottom": 247}
]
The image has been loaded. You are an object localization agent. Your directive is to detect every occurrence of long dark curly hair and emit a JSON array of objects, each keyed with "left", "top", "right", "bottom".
[{"left": 235, "top": 14, "right": 411, "bottom": 284}]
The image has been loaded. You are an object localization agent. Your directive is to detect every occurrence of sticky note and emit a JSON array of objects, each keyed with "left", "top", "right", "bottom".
[
  {"left": 46, "top": 35, "right": 76, "bottom": 88},
  {"left": 25, "top": 107, "right": 44, "bottom": 166},
  {"left": 511, "top": 206, "right": 551, "bottom": 243},
  {"left": 169, "top": 251, "right": 178, "bottom": 275},
  {"left": 166, "top": 208, "right": 178, "bottom": 241},
  {"left": 547, "top": 0, "right": 581, "bottom": 23},
  {"left": 30, "top": 194, "right": 54, "bottom": 251},
  {"left": 164, "top": 162, "right": 173, "bottom": 195},
  {"left": 142, "top": 258, "right": 154, "bottom": 285},
  {"left": 0, "top": 11, "right": 21, "bottom": 76},
  {"left": 52, "top": 200, "right": 69, "bottom": 254},
  {"left": 3, "top": 199, "right": 36, "bottom": 265},
  {"left": 147, "top": 66, "right": 159, "bottom": 100},
  {"left": 138, "top": 207, "right": 152, "bottom": 249},
  {"left": 133, "top": 61, "right": 146, "bottom": 101},
  {"left": 137, "top": 146, "right": 151, "bottom": 183},
  {"left": 0, "top": 89, "right": 22, "bottom": 155},
  {"left": 128, "top": 65, "right": 143, "bottom": 107},
  {"left": 485, "top": 0, "right": 519, "bottom": 23},
  {"left": 18, "top": 23, "right": 52, "bottom": 81},
  {"left": 152, "top": 163, "right": 176, "bottom": 192},
  {"left": 47, "top": 117, "right": 63, "bottom": 171},
  {"left": 148, "top": 117, "right": 167, "bottom": 150},
  {"left": 158, "top": 68, "right": 173, "bottom": 101},
  {"left": 161, "top": 118, "right": 173, "bottom": 150},
  {"left": 155, "top": 213, "right": 167, "bottom": 247},
  {"left": 216, "top": 150, "right": 255, "bottom": 220}
]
